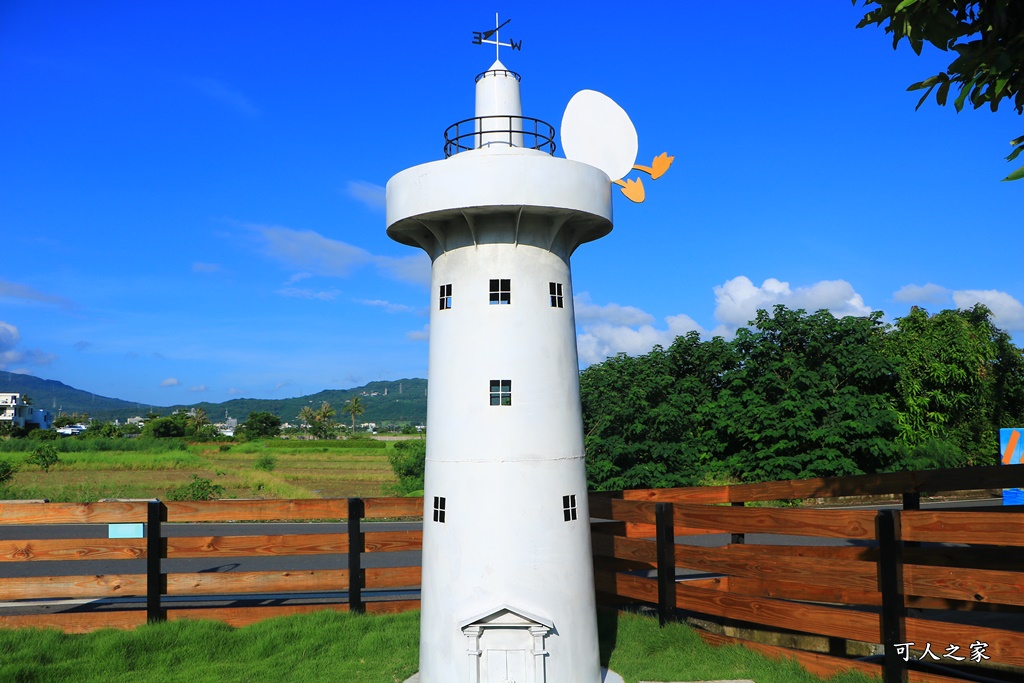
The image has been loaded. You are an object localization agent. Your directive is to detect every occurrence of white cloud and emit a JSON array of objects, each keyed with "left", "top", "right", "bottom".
[
  {"left": 574, "top": 295, "right": 705, "bottom": 365},
  {"left": 0, "top": 321, "right": 57, "bottom": 370},
  {"left": 249, "top": 224, "right": 430, "bottom": 287},
  {"left": 374, "top": 254, "right": 431, "bottom": 286},
  {"left": 407, "top": 324, "right": 430, "bottom": 341},
  {"left": 575, "top": 276, "right": 875, "bottom": 365},
  {"left": 953, "top": 289, "right": 1024, "bottom": 332},
  {"left": 192, "top": 262, "right": 222, "bottom": 274},
  {"left": 0, "top": 279, "right": 73, "bottom": 309},
  {"left": 285, "top": 272, "right": 313, "bottom": 285},
  {"left": 160, "top": 378, "right": 179, "bottom": 387},
  {"left": 358, "top": 299, "right": 417, "bottom": 314},
  {"left": 276, "top": 287, "right": 341, "bottom": 301},
  {"left": 574, "top": 293, "right": 654, "bottom": 326},
  {"left": 893, "top": 283, "right": 950, "bottom": 304},
  {"left": 189, "top": 385, "right": 207, "bottom": 393},
  {"left": 713, "top": 276, "right": 870, "bottom": 332},
  {"left": 0, "top": 322, "right": 18, "bottom": 352},
  {"left": 189, "top": 77, "right": 259, "bottom": 117},
  {"left": 346, "top": 181, "right": 386, "bottom": 210}
]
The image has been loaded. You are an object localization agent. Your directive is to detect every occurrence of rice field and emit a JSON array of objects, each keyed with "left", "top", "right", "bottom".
[{"left": 0, "top": 437, "right": 410, "bottom": 501}]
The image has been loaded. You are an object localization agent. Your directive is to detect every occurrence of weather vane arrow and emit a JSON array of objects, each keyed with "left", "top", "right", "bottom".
[{"left": 472, "top": 13, "right": 521, "bottom": 60}]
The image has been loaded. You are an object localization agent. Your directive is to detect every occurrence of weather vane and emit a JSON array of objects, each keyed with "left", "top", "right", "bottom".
[{"left": 472, "top": 13, "right": 521, "bottom": 60}]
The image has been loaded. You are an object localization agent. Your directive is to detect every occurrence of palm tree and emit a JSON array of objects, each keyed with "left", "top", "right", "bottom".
[
  {"left": 344, "top": 397, "right": 365, "bottom": 432},
  {"left": 312, "top": 401, "right": 336, "bottom": 439},
  {"left": 298, "top": 405, "right": 316, "bottom": 437},
  {"left": 187, "top": 408, "right": 208, "bottom": 434}
]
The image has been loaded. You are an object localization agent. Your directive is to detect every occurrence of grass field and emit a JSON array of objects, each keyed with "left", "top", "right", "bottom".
[
  {"left": 0, "top": 437, "right": 409, "bottom": 501},
  {"left": 0, "top": 609, "right": 878, "bottom": 683}
]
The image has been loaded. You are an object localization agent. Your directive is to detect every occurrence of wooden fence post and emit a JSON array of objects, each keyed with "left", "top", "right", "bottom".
[
  {"left": 348, "top": 497, "right": 365, "bottom": 614},
  {"left": 877, "top": 509, "right": 907, "bottom": 683},
  {"left": 146, "top": 499, "right": 166, "bottom": 624},
  {"left": 655, "top": 502, "right": 676, "bottom": 626}
]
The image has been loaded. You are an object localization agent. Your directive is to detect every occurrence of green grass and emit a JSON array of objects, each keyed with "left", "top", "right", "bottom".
[
  {"left": 0, "top": 610, "right": 878, "bottom": 683},
  {"left": 0, "top": 438, "right": 399, "bottom": 502}
]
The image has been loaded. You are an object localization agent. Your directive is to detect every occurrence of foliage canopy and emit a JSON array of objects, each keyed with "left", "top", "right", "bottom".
[
  {"left": 581, "top": 304, "right": 1024, "bottom": 490},
  {"left": 853, "top": 0, "right": 1024, "bottom": 180}
]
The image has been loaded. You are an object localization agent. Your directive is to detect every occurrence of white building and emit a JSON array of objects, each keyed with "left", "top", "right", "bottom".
[
  {"left": 387, "top": 49, "right": 615, "bottom": 683},
  {"left": 0, "top": 393, "right": 53, "bottom": 431}
]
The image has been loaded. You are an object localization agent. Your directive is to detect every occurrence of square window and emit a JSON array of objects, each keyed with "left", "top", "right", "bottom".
[
  {"left": 549, "top": 282, "right": 563, "bottom": 308},
  {"left": 562, "top": 494, "right": 577, "bottom": 522},
  {"left": 439, "top": 284, "right": 452, "bottom": 310},
  {"left": 489, "top": 278, "right": 511, "bottom": 305},
  {"left": 489, "top": 379, "right": 512, "bottom": 406},
  {"left": 433, "top": 496, "right": 446, "bottom": 523}
]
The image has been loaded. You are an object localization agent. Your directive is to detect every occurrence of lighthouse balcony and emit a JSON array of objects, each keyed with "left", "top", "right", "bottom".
[{"left": 444, "top": 115, "right": 556, "bottom": 158}]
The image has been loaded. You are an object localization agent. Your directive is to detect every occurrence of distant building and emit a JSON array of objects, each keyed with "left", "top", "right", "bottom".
[{"left": 0, "top": 393, "right": 53, "bottom": 430}]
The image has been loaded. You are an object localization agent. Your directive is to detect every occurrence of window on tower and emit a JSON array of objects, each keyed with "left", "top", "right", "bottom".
[
  {"left": 433, "top": 496, "right": 446, "bottom": 523},
  {"left": 489, "top": 279, "right": 511, "bottom": 305},
  {"left": 439, "top": 284, "right": 452, "bottom": 310},
  {"left": 549, "top": 282, "right": 564, "bottom": 308},
  {"left": 562, "top": 494, "right": 578, "bottom": 521},
  {"left": 489, "top": 379, "right": 512, "bottom": 406}
]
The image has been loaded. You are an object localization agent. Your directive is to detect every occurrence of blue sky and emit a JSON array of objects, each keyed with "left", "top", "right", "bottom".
[{"left": 1, "top": 1, "right": 1021, "bottom": 407}]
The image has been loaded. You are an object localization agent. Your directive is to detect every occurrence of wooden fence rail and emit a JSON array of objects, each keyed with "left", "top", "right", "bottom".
[
  {"left": 0, "top": 496, "right": 424, "bottom": 632},
  {"left": 1, "top": 464, "right": 1022, "bottom": 683},
  {"left": 592, "top": 464, "right": 1024, "bottom": 683}
]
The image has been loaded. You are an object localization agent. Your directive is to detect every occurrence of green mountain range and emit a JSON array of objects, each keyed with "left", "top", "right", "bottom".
[{"left": 0, "top": 371, "right": 427, "bottom": 425}]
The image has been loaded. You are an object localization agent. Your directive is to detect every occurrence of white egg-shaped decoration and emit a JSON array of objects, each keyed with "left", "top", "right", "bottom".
[{"left": 560, "top": 89, "right": 638, "bottom": 181}]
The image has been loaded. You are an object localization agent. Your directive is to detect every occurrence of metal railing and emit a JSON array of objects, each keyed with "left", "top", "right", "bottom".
[{"left": 443, "top": 115, "right": 556, "bottom": 158}]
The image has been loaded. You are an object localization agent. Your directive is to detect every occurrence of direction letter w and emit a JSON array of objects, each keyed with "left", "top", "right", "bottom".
[{"left": 510, "top": 39, "right": 522, "bottom": 50}]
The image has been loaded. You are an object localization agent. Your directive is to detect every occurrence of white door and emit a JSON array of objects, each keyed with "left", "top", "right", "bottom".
[{"left": 485, "top": 648, "right": 528, "bottom": 683}]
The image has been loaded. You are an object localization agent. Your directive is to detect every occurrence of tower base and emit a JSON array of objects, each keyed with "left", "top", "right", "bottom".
[{"left": 403, "top": 668, "right": 624, "bottom": 683}]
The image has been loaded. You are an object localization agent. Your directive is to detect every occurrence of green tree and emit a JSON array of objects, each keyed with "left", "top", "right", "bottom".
[
  {"left": 244, "top": 411, "right": 281, "bottom": 439},
  {"left": 142, "top": 416, "right": 185, "bottom": 439},
  {"left": 884, "top": 304, "right": 1023, "bottom": 464},
  {"left": 298, "top": 405, "right": 316, "bottom": 437},
  {"left": 186, "top": 408, "right": 209, "bottom": 434},
  {"left": 84, "top": 422, "right": 120, "bottom": 439},
  {"left": 716, "top": 307, "right": 900, "bottom": 482},
  {"left": 581, "top": 331, "right": 738, "bottom": 490},
  {"left": 310, "top": 401, "right": 336, "bottom": 440},
  {"left": 344, "top": 397, "right": 365, "bottom": 432},
  {"left": 853, "top": 0, "right": 1024, "bottom": 180},
  {"left": 27, "top": 444, "right": 60, "bottom": 473}
]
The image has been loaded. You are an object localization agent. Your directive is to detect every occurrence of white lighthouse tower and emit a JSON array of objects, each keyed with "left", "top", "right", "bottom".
[{"left": 387, "top": 19, "right": 618, "bottom": 683}]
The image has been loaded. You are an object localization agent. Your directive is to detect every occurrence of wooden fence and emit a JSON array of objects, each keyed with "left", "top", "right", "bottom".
[
  {"left": 0, "top": 497, "right": 423, "bottom": 632},
  {"left": 591, "top": 464, "right": 1024, "bottom": 683},
  {"left": 1, "top": 464, "right": 1022, "bottom": 682}
]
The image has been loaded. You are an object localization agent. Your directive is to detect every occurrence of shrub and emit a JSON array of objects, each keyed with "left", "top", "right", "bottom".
[
  {"left": 0, "top": 460, "right": 17, "bottom": 486},
  {"left": 27, "top": 428, "right": 59, "bottom": 441},
  {"left": 385, "top": 440, "right": 426, "bottom": 495},
  {"left": 26, "top": 444, "right": 60, "bottom": 473},
  {"left": 165, "top": 475, "right": 225, "bottom": 501},
  {"left": 254, "top": 454, "right": 277, "bottom": 472}
]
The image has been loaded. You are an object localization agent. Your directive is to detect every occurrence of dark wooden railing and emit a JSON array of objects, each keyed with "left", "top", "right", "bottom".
[
  {"left": 0, "top": 497, "right": 423, "bottom": 632},
  {"left": 2, "top": 464, "right": 1022, "bottom": 682},
  {"left": 591, "top": 464, "right": 1024, "bottom": 683}
]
